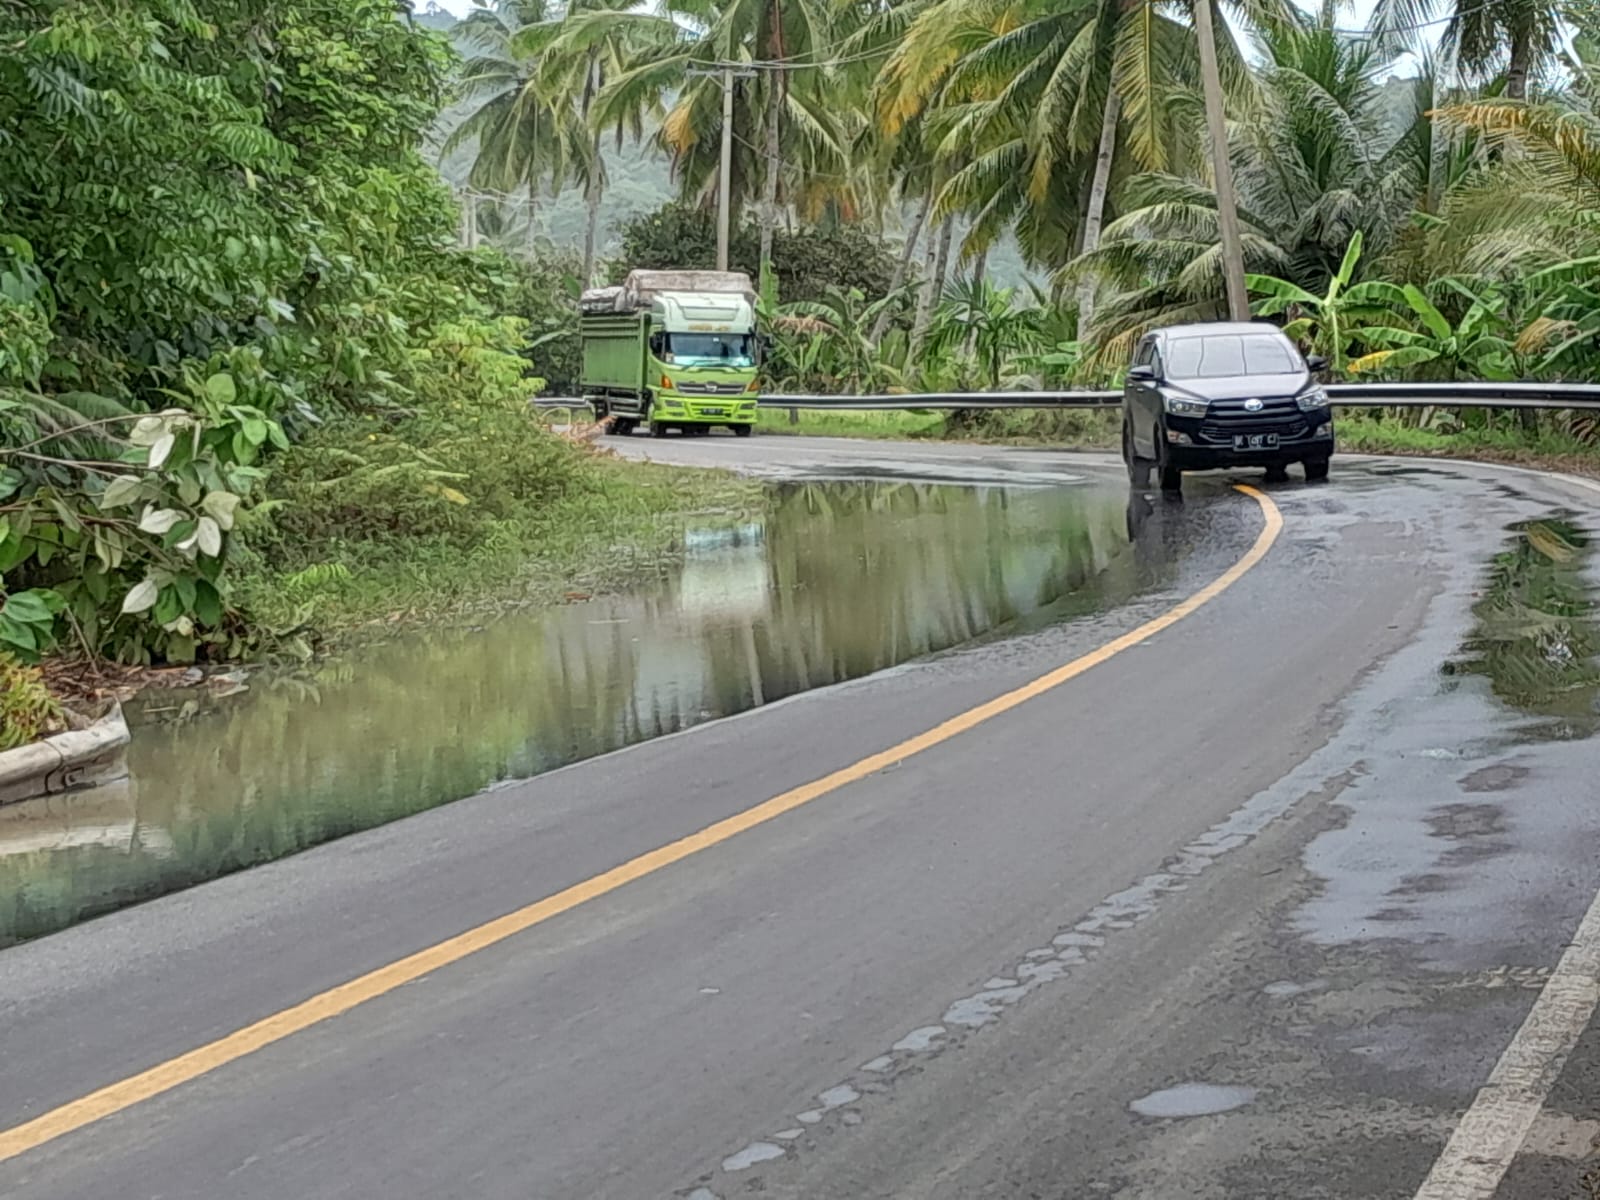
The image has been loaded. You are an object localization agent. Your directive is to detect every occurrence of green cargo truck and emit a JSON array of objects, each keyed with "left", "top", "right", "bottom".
[{"left": 580, "top": 269, "right": 760, "bottom": 438}]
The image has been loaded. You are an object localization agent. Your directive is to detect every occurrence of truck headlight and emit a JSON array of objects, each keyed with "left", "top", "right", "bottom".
[
  {"left": 1163, "top": 394, "right": 1208, "bottom": 416},
  {"left": 1296, "top": 387, "right": 1329, "bottom": 411}
]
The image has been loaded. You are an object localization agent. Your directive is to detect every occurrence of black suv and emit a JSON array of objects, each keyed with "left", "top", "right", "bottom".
[{"left": 1122, "top": 322, "right": 1334, "bottom": 490}]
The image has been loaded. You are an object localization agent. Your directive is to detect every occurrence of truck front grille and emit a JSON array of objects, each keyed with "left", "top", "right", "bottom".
[{"left": 675, "top": 382, "right": 749, "bottom": 396}]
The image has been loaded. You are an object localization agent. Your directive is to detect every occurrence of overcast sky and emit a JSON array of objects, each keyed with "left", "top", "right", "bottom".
[
  {"left": 411, "top": 0, "right": 1420, "bottom": 67},
  {"left": 416, "top": 0, "right": 1389, "bottom": 22}
]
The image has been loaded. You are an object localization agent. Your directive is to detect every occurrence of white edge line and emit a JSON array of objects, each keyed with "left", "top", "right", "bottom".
[{"left": 1411, "top": 909, "right": 1600, "bottom": 1199}]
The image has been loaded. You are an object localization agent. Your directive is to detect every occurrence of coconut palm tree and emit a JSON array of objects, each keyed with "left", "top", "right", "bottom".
[
  {"left": 589, "top": 0, "right": 854, "bottom": 276},
  {"left": 527, "top": 0, "right": 672, "bottom": 285},
  {"left": 1373, "top": 0, "right": 1563, "bottom": 101},
  {"left": 877, "top": 0, "right": 1290, "bottom": 329},
  {"left": 1072, "top": 8, "right": 1431, "bottom": 360},
  {"left": 443, "top": 0, "right": 578, "bottom": 255}
]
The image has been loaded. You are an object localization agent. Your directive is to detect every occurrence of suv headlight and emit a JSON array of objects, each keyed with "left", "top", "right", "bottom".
[
  {"left": 1163, "top": 394, "right": 1209, "bottom": 416},
  {"left": 1296, "top": 387, "right": 1329, "bottom": 411}
]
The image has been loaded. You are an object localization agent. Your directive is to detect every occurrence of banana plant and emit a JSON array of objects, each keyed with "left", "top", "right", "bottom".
[
  {"left": 1350, "top": 279, "right": 1518, "bottom": 381},
  {"left": 1517, "top": 256, "right": 1600, "bottom": 377},
  {"left": 1246, "top": 231, "right": 1402, "bottom": 373}
]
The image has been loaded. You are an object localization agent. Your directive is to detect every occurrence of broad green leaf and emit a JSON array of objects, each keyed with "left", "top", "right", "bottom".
[
  {"left": 193, "top": 580, "right": 223, "bottom": 627},
  {"left": 100, "top": 475, "right": 143, "bottom": 509},
  {"left": 1358, "top": 326, "right": 1427, "bottom": 349},
  {"left": 1246, "top": 274, "right": 1320, "bottom": 308},
  {"left": 1402, "top": 285, "right": 1452, "bottom": 343},
  {"left": 0, "top": 616, "right": 37, "bottom": 652},
  {"left": 242, "top": 418, "right": 269, "bottom": 446},
  {"left": 138, "top": 506, "right": 183, "bottom": 535},
  {"left": 154, "top": 586, "right": 183, "bottom": 626},
  {"left": 129, "top": 416, "right": 165, "bottom": 447},
  {"left": 2, "top": 591, "right": 54, "bottom": 624},
  {"left": 196, "top": 516, "right": 222, "bottom": 557},
  {"left": 0, "top": 467, "right": 22, "bottom": 501},
  {"left": 206, "top": 373, "right": 237, "bottom": 406},
  {"left": 122, "top": 579, "right": 160, "bottom": 615},
  {"left": 1343, "top": 281, "right": 1407, "bottom": 307},
  {"left": 1333, "top": 231, "right": 1364, "bottom": 291},
  {"left": 148, "top": 432, "right": 176, "bottom": 469},
  {"left": 201, "top": 491, "right": 240, "bottom": 531}
]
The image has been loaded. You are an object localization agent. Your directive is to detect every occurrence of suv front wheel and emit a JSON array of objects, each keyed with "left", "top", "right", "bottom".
[{"left": 1154, "top": 425, "right": 1182, "bottom": 493}]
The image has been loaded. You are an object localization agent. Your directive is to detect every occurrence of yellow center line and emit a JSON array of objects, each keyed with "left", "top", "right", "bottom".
[{"left": 0, "top": 484, "right": 1283, "bottom": 1167}]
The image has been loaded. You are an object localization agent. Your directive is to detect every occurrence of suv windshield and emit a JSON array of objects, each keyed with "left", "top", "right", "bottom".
[
  {"left": 658, "top": 332, "right": 755, "bottom": 366},
  {"left": 1165, "top": 334, "right": 1300, "bottom": 379}
]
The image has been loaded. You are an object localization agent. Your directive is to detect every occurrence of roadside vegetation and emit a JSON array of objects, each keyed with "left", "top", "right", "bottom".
[
  {"left": 433, "top": 0, "right": 1600, "bottom": 465},
  {"left": 0, "top": 1, "right": 758, "bottom": 723},
  {"left": 9, "top": 0, "right": 1600, "bottom": 724}
]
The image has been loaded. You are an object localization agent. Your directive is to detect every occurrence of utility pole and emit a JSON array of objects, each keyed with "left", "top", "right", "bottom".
[
  {"left": 1191, "top": 0, "right": 1250, "bottom": 321},
  {"left": 688, "top": 63, "right": 755, "bottom": 271}
]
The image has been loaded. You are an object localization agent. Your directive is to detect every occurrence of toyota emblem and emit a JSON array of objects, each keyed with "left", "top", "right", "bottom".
[{"left": 1244, "top": 398, "right": 1264, "bottom": 411}]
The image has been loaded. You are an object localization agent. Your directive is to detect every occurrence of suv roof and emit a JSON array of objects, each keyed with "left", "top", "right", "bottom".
[{"left": 1155, "top": 321, "right": 1284, "bottom": 341}]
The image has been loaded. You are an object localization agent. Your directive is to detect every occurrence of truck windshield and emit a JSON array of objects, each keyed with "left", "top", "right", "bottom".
[
  {"left": 1165, "top": 335, "right": 1300, "bottom": 379},
  {"left": 661, "top": 333, "right": 755, "bottom": 366}
]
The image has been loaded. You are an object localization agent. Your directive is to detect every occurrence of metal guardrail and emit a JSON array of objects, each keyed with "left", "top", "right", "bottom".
[
  {"left": 755, "top": 390, "right": 1120, "bottom": 410},
  {"left": 534, "top": 382, "right": 1600, "bottom": 413}
]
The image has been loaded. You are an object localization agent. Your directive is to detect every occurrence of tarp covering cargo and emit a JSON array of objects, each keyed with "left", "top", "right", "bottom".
[
  {"left": 578, "top": 285, "right": 623, "bottom": 315},
  {"left": 581, "top": 270, "right": 755, "bottom": 314}
]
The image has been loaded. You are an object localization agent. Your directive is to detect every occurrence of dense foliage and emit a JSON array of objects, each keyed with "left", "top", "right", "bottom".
[
  {"left": 613, "top": 203, "right": 898, "bottom": 303},
  {"left": 432, "top": 0, "right": 1600, "bottom": 411},
  {"left": 0, "top": 0, "right": 579, "bottom": 667}
]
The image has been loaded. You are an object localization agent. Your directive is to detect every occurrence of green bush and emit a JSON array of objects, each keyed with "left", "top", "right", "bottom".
[
  {"left": 0, "top": 652, "right": 61, "bottom": 750},
  {"left": 0, "top": 1, "right": 580, "bottom": 663},
  {"left": 249, "top": 316, "right": 574, "bottom": 561}
]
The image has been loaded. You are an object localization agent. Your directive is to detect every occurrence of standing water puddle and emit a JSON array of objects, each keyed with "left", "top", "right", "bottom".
[{"left": 0, "top": 477, "right": 1160, "bottom": 945}]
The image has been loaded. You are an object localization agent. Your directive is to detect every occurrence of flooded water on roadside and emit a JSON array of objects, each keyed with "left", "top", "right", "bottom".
[
  {"left": 1443, "top": 512, "right": 1600, "bottom": 742},
  {"left": 0, "top": 477, "right": 1159, "bottom": 945}
]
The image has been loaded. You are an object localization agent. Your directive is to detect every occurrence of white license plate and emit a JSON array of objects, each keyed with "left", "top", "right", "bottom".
[{"left": 1233, "top": 433, "right": 1279, "bottom": 450}]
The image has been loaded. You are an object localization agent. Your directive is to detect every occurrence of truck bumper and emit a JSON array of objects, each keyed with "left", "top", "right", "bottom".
[{"left": 654, "top": 395, "right": 759, "bottom": 425}]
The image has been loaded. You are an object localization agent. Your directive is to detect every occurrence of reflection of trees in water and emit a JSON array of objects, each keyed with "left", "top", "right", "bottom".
[
  {"left": 1447, "top": 517, "right": 1600, "bottom": 738},
  {"left": 754, "top": 481, "right": 1127, "bottom": 701},
  {"left": 0, "top": 480, "right": 1130, "bottom": 945}
]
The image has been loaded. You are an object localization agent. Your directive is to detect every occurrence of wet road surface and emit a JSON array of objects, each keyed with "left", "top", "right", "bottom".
[{"left": 5, "top": 440, "right": 1600, "bottom": 1199}]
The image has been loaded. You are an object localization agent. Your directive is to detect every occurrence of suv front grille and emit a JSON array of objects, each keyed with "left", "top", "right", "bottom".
[{"left": 1199, "top": 397, "right": 1306, "bottom": 442}]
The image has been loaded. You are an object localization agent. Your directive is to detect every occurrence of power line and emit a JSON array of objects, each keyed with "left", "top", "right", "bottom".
[{"left": 686, "top": 44, "right": 894, "bottom": 72}]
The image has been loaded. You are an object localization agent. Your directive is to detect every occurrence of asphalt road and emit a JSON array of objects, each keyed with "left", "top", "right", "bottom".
[{"left": 5, "top": 438, "right": 1600, "bottom": 1199}]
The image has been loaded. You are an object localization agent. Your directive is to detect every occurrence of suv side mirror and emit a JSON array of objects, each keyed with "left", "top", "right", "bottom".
[
  {"left": 1127, "top": 364, "right": 1156, "bottom": 383},
  {"left": 1306, "top": 353, "right": 1329, "bottom": 373}
]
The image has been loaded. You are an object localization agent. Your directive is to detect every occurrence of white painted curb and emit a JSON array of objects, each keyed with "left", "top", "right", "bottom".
[{"left": 0, "top": 703, "right": 130, "bottom": 807}]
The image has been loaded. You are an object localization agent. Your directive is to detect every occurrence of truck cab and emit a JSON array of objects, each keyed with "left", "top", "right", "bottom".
[{"left": 580, "top": 271, "right": 761, "bottom": 437}]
